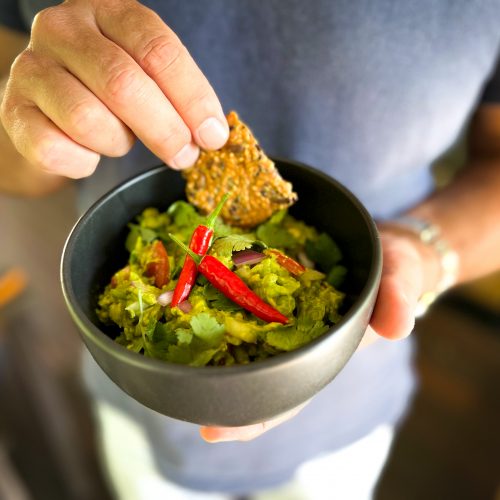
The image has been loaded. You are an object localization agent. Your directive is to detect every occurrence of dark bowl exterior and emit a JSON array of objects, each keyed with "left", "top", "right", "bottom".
[{"left": 61, "top": 159, "right": 381, "bottom": 426}]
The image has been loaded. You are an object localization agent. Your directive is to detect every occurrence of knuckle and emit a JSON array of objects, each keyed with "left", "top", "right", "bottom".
[
  {"left": 151, "top": 125, "right": 191, "bottom": 156},
  {"left": 9, "top": 50, "right": 34, "bottom": 77},
  {"left": 66, "top": 100, "right": 100, "bottom": 139},
  {"left": 66, "top": 98, "right": 135, "bottom": 158},
  {"left": 104, "top": 126, "right": 136, "bottom": 157},
  {"left": 181, "top": 86, "right": 215, "bottom": 115},
  {"left": 32, "top": 137, "right": 61, "bottom": 174},
  {"left": 109, "top": 133, "right": 135, "bottom": 157},
  {"left": 31, "top": 6, "right": 65, "bottom": 39},
  {"left": 103, "top": 64, "right": 143, "bottom": 104},
  {"left": 0, "top": 93, "right": 14, "bottom": 123},
  {"left": 138, "top": 35, "right": 184, "bottom": 76},
  {"left": 32, "top": 137, "right": 98, "bottom": 179},
  {"left": 0, "top": 93, "right": 24, "bottom": 130},
  {"left": 97, "top": 0, "right": 131, "bottom": 17}
]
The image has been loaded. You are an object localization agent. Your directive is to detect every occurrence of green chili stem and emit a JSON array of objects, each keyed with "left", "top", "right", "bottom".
[
  {"left": 205, "top": 193, "right": 230, "bottom": 229},
  {"left": 169, "top": 233, "right": 202, "bottom": 264}
]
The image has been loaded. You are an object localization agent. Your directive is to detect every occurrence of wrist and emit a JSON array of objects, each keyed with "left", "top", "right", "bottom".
[{"left": 379, "top": 217, "right": 459, "bottom": 316}]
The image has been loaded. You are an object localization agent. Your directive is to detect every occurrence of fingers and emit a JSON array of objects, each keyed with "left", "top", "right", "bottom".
[
  {"left": 358, "top": 326, "right": 380, "bottom": 349},
  {"left": 12, "top": 52, "right": 135, "bottom": 157},
  {"left": 370, "top": 275, "right": 418, "bottom": 340},
  {"left": 200, "top": 404, "right": 307, "bottom": 443},
  {"left": 37, "top": 23, "right": 195, "bottom": 169},
  {"left": 95, "top": 1, "right": 229, "bottom": 151},
  {"left": 3, "top": 1, "right": 227, "bottom": 179},
  {"left": 370, "top": 234, "right": 423, "bottom": 340},
  {"left": 34, "top": 1, "right": 226, "bottom": 167},
  {"left": 200, "top": 419, "right": 281, "bottom": 444},
  {"left": 1, "top": 99, "right": 100, "bottom": 179}
]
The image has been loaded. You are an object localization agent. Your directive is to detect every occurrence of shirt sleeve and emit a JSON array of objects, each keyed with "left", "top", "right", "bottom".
[
  {"left": 481, "top": 56, "right": 500, "bottom": 104},
  {"left": 0, "top": 0, "right": 28, "bottom": 33}
]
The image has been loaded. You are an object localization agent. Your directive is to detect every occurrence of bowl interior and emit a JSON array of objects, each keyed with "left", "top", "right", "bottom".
[{"left": 68, "top": 160, "right": 376, "bottom": 338}]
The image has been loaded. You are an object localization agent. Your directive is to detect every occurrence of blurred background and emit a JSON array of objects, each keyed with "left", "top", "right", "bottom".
[{"left": 0, "top": 154, "right": 499, "bottom": 500}]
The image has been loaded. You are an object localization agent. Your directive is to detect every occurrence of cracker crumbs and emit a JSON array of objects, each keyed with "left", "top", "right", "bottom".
[{"left": 183, "top": 111, "right": 297, "bottom": 228}]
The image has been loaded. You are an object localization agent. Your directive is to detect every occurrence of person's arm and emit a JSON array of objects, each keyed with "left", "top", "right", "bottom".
[
  {"left": 413, "top": 105, "right": 500, "bottom": 282},
  {"left": 0, "top": 26, "right": 66, "bottom": 195},
  {"left": 201, "top": 103, "right": 500, "bottom": 442},
  {"left": 371, "top": 104, "right": 500, "bottom": 339}
]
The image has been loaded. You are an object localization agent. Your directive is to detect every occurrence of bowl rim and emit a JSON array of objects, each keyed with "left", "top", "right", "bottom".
[{"left": 60, "top": 157, "right": 382, "bottom": 378}]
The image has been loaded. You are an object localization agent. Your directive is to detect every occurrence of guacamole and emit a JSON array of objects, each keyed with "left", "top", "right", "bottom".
[{"left": 96, "top": 201, "right": 347, "bottom": 366}]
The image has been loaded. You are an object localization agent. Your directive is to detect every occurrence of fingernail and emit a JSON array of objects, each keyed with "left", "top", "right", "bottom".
[
  {"left": 196, "top": 117, "right": 229, "bottom": 150},
  {"left": 204, "top": 436, "right": 233, "bottom": 443},
  {"left": 170, "top": 143, "right": 199, "bottom": 170},
  {"left": 400, "top": 290, "right": 410, "bottom": 307},
  {"left": 200, "top": 428, "right": 227, "bottom": 443},
  {"left": 200, "top": 427, "right": 243, "bottom": 443}
]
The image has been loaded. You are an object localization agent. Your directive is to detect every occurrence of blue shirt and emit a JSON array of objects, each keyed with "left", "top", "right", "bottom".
[{"left": 2, "top": 0, "right": 500, "bottom": 493}]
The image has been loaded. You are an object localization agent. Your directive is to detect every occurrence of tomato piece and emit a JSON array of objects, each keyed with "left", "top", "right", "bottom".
[
  {"left": 268, "top": 250, "right": 305, "bottom": 276},
  {"left": 145, "top": 240, "right": 170, "bottom": 288}
]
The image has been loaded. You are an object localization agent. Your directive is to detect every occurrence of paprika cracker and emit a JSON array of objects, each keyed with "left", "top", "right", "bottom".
[{"left": 183, "top": 111, "right": 297, "bottom": 228}]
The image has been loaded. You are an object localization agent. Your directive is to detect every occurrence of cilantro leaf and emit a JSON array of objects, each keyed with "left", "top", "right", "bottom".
[
  {"left": 166, "top": 343, "right": 219, "bottom": 367},
  {"left": 213, "top": 219, "right": 238, "bottom": 238},
  {"left": 167, "top": 201, "right": 204, "bottom": 228},
  {"left": 265, "top": 321, "right": 329, "bottom": 351},
  {"left": 211, "top": 234, "right": 260, "bottom": 260},
  {"left": 125, "top": 207, "right": 171, "bottom": 251},
  {"left": 146, "top": 322, "right": 177, "bottom": 359},
  {"left": 152, "top": 322, "right": 177, "bottom": 345},
  {"left": 165, "top": 344, "right": 192, "bottom": 365},
  {"left": 305, "top": 233, "right": 343, "bottom": 272},
  {"left": 256, "top": 212, "right": 297, "bottom": 249},
  {"left": 125, "top": 224, "right": 158, "bottom": 252},
  {"left": 152, "top": 316, "right": 224, "bottom": 366},
  {"left": 190, "top": 313, "right": 225, "bottom": 347},
  {"left": 327, "top": 265, "right": 348, "bottom": 288},
  {"left": 204, "top": 285, "right": 243, "bottom": 312},
  {"left": 176, "top": 328, "right": 193, "bottom": 344}
]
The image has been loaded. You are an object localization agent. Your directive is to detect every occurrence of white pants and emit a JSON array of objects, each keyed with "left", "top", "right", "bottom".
[{"left": 96, "top": 402, "right": 394, "bottom": 500}]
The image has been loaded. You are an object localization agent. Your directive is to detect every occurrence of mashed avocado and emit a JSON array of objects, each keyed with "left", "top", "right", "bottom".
[{"left": 97, "top": 202, "right": 346, "bottom": 366}]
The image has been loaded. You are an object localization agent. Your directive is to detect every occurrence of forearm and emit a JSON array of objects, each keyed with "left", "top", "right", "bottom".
[
  {"left": 408, "top": 105, "right": 500, "bottom": 286},
  {"left": 0, "top": 76, "right": 66, "bottom": 196},
  {"left": 408, "top": 156, "right": 500, "bottom": 284},
  {"left": 371, "top": 107, "right": 500, "bottom": 340}
]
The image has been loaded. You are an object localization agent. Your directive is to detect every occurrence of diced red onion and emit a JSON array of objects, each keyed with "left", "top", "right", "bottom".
[
  {"left": 233, "top": 249, "right": 266, "bottom": 267},
  {"left": 297, "top": 250, "right": 315, "bottom": 269},
  {"left": 178, "top": 300, "right": 193, "bottom": 313},
  {"left": 157, "top": 290, "right": 174, "bottom": 307}
]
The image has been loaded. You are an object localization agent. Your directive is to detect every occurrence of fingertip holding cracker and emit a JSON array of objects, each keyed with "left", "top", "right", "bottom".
[{"left": 183, "top": 111, "right": 297, "bottom": 228}]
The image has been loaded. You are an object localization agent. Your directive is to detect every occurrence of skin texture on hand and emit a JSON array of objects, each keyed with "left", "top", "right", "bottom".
[
  {"left": 0, "top": 0, "right": 229, "bottom": 179},
  {"left": 200, "top": 403, "right": 308, "bottom": 443}
]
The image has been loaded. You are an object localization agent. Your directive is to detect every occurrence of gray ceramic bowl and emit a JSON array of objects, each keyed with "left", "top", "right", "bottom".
[{"left": 61, "top": 159, "right": 381, "bottom": 426}]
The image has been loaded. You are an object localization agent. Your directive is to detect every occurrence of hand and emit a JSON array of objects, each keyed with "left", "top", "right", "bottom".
[
  {"left": 201, "top": 226, "right": 442, "bottom": 443},
  {"left": 0, "top": 0, "right": 228, "bottom": 178},
  {"left": 200, "top": 403, "right": 308, "bottom": 443}
]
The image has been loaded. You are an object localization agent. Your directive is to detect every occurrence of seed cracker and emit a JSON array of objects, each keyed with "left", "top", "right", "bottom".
[{"left": 183, "top": 111, "right": 297, "bottom": 228}]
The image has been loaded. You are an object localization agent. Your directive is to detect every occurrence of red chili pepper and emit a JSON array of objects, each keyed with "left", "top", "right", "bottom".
[
  {"left": 145, "top": 240, "right": 170, "bottom": 288},
  {"left": 169, "top": 234, "right": 288, "bottom": 324},
  {"left": 171, "top": 194, "right": 229, "bottom": 306},
  {"left": 267, "top": 249, "right": 305, "bottom": 276}
]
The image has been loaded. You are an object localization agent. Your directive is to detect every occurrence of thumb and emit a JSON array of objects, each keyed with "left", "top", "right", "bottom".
[{"left": 370, "top": 233, "right": 424, "bottom": 340}]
